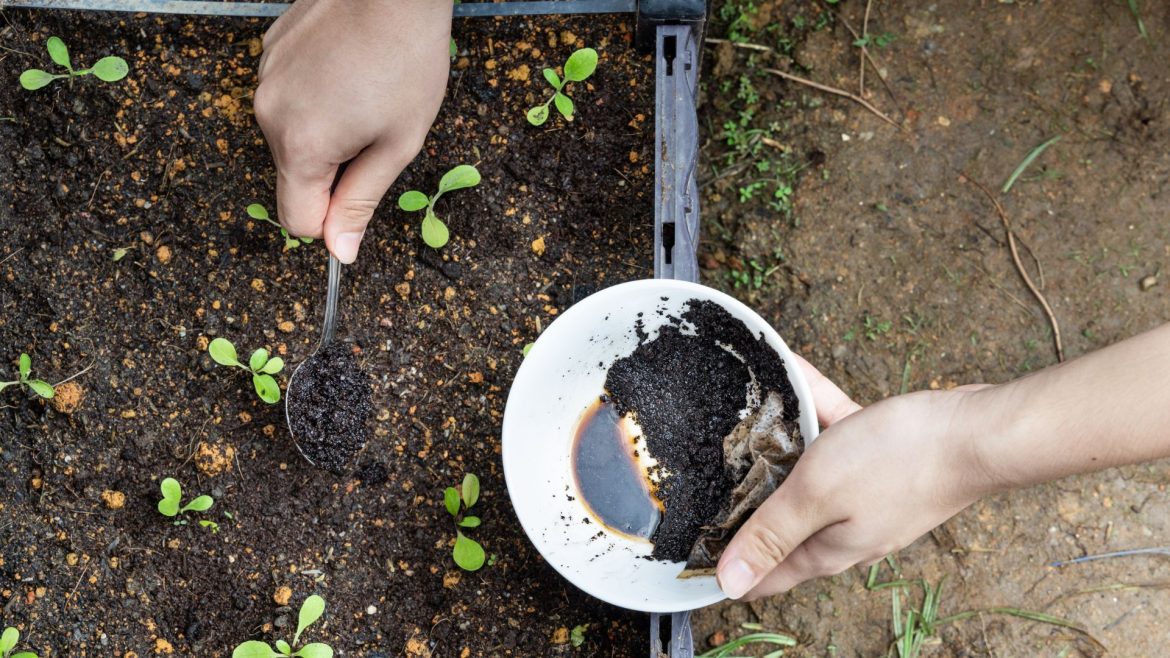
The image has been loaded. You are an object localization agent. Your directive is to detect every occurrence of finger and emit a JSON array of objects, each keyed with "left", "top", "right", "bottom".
[
  {"left": 273, "top": 155, "right": 336, "bottom": 241},
  {"left": 740, "top": 526, "right": 864, "bottom": 601},
  {"left": 715, "top": 467, "right": 838, "bottom": 599},
  {"left": 323, "top": 143, "right": 411, "bottom": 264},
  {"left": 793, "top": 353, "right": 862, "bottom": 427}
]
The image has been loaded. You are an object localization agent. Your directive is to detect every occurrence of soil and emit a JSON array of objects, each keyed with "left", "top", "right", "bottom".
[
  {"left": 604, "top": 299, "right": 794, "bottom": 562},
  {"left": 286, "top": 341, "right": 373, "bottom": 475},
  {"left": 0, "top": 8, "right": 653, "bottom": 658},
  {"left": 3, "top": 0, "right": 1170, "bottom": 657}
]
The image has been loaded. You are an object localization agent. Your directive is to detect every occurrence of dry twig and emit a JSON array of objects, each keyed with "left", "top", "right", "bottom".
[{"left": 963, "top": 174, "right": 1065, "bottom": 362}]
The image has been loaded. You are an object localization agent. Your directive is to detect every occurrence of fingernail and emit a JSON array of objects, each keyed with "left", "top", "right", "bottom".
[
  {"left": 716, "top": 559, "right": 755, "bottom": 599},
  {"left": 334, "top": 231, "right": 363, "bottom": 264}
]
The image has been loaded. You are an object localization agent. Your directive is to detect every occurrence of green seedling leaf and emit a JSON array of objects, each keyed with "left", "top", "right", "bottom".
[
  {"left": 398, "top": 190, "right": 429, "bottom": 212},
  {"left": 553, "top": 92, "right": 574, "bottom": 121},
  {"left": 453, "top": 531, "right": 486, "bottom": 571},
  {"left": 233, "top": 640, "right": 278, "bottom": 658},
  {"left": 294, "top": 644, "right": 333, "bottom": 658},
  {"left": 421, "top": 212, "right": 449, "bottom": 249},
  {"left": 19, "top": 69, "right": 57, "bottom": 90},
  {"left": 522, "top": 342, "right": 534, "bottom": 356},
  {"left": 27, "top": 380, "right": 55, "bottom": 399},
  {"left": 462, "top": 473, "right": 479, "bottom": 508},
  {"left": 261, "top": 357, "right": 285, "bottom": 375},
  {"left": 444, "top": 487, "right": 460, "bottom": 517},
  {"left": 449, "top": 38, "right": 457, "bottom": 58},
  {"left": 249, "top": 348, "right": 269, "bottom": 372},
  {"left": 12, "top": 652, "right": 37, "bottom": 658},
  {"left": 437, "top": 164, "right": 481, "bottom": 194},
  {"left": 91, "top": 56, "right": 129, "bottom": 82},
  {"left": 542, "top": 67, "right": 561, "bottom": 89},
  {"left": 284, "top": 235, "right": 301, "bottom": 250},
  {"left": 1, "top": 627, "right": 18, "bottom": 654},
  {"left": 209, "top": 338, "right": 241, "bottom": 366},
  {"left": 199, "top": 519, "right": 219, "bottom": 533},
  {"left": 457, "top": 516, "right": 481, "bottom": 528},
  {"left": 246, "top": 203, "right": 270, "bottom": 220},
  {"left": 294, "top": 595, "right": 326, "bottom": 645},
  {"left": 46, "top": 36, "right": 71, "bottom": 69},
  {"left": 570, "top": 624, "right": 588, "bottom": 648},
  {"left": 564, "top": 48, "right": 598, "bottom": 82},
  {"left": 158, "top": 478, "right": 182, "bottom": 517},
  {"left": 18, "top": 354, "right": 31, "bottom": 379},
  {"left": 253, "top": 373, "right": 281, "bottom": 404},
  {"left": 112, "top": 247, "right": 129, "bottom": 262},
  {"left": 182, "top": 495, "right": 214, "bottom": 513},
  {"left": 526, "top": 104, "right": 549, "bottom": 126},
  {"left": 275, "top": 640, "right": 291, "bottom": 655}
]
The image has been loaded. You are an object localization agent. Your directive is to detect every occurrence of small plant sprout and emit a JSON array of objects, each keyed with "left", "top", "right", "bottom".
[
  {"left": 208, "top": 337, "right": 284, "bottom": 404},
  {"left": 0, "top": 354, "right": 55, "bottom": 399},
  {"left": 233, "top": 595, "right": 332, "bottom": 658},
  {"left": 444, "top": 473, "right": 485, "bottom": 571},
  {"left": 1, "top": 626, "right": 38, "bottom": 658},
  {"left": 526, "top": 48, "right": 598, "bottom": 126},
  {"left": 157, "top": 478, "right": 214, "bottom": 525},
  {"left": 398, "top": 165, "right": 481, "bottom": 249},
  {"left": 19, "top": 36, "right": 128, "bottom": 91},
  {"left": 246, "top": 204, "right": 314, "bottom": 250}
]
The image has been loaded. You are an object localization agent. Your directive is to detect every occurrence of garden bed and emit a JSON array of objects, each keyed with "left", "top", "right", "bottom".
[{"left": 1, "top": 8, "right": 655, "bottom": 657}]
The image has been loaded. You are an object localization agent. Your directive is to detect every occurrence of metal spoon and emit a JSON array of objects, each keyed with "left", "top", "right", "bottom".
[{"left": 286, "top": 252, "right": 342, "bottom": 466}]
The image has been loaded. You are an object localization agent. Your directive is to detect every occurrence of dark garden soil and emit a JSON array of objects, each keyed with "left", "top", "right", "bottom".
[
  {"left": 0, "top": 8, "right": 655, "bottom": 658},
  {"left": 4, "top": 1, "right": 1170, "bottom": 657}
]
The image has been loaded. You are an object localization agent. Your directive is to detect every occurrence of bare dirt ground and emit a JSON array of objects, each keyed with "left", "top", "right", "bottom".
[{"left": 692, "top": 1, "right": 1170, "bottom": 656}]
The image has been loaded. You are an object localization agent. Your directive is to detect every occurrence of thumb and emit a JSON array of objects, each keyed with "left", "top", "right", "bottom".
[
  {"left": 715, "top": 469, "right": 829, "bottom": 599},
  {"left": 323, "top": 144, "right": 410, "bottom": 264}
]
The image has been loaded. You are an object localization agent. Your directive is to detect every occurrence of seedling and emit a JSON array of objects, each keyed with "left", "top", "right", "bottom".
[
  {"left": 570, "top": 624, "right": 588, "bottom": 648},
  {"left": 0, "top": 354, "right": 55, "bottom": 399},
  {"left": 208, "top": 337, "right": 284, "bottom": 404},
  {"left": 1, "top": 626, "right": 37, "bottom": 658},
  {"left": 246, "top": 204, "right": 314, "bottom": 250},
  {"left": 157, "top": 477, "right": 214, "bottom": 525},
  {"left": 233, "top": 595, "right": 333, "bottom": 658},
  {"left": 19, "top": 36, "right": 128, "bottom": 91},
  {"left": 397, "top": 165, "right": 480, "bottom": 249},
  {"left": 527, "top": 48, "right": 598, "bottom": 126},
  {"left": 444, "top": 473, "right": 485, "bottom": 571}
]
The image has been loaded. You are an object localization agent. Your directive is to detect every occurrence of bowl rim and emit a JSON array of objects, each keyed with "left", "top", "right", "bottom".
[{"left": 502, "top": 278, "right": 819, "bottom": 612}]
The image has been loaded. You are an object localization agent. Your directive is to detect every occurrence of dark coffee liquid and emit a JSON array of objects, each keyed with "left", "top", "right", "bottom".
[{"left": 571, "top": 396, "right": 662, "bottom": 540}]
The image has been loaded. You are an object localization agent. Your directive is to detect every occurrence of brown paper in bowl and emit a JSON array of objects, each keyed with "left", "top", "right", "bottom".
[{"left": 679, "top": 391, "right": 804, "bottom": 577}]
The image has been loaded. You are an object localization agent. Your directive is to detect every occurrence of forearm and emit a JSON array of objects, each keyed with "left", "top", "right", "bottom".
[{"left": 968, "top": 322, "right": 1170, "bottom": 492}]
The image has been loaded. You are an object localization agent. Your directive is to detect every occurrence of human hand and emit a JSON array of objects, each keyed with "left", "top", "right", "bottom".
[
  {"left": 254, "top": 0, "right": 452, "bottom": 263},
  {"left": 715, "top": 356, "right": 997, "bottom": 600}
]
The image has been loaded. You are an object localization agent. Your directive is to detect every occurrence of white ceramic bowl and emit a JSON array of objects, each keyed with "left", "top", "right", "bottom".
[{"left": 502, "top": 279, "right": 818, "bottom": 613}]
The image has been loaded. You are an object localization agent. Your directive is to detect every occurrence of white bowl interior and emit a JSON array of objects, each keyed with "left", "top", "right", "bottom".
[{"left": 502, "top": 279, "right": 818, "bottom": 613}]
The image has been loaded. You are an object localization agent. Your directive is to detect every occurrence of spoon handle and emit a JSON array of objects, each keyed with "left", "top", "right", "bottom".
[{"left": 320, "top": 253, "right": 341, "bottom": 349}]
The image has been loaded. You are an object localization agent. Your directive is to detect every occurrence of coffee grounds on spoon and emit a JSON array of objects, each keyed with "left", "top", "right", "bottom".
[{"left": 287, "top": 342, "right": 372, "bottom": 474}]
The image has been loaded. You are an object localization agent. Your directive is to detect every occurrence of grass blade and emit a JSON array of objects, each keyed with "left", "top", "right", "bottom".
[{"left": 1002, "top": 135, "right": 1061, "bottom": 193}]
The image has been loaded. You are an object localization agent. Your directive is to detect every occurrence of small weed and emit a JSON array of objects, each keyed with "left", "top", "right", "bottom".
[
  {"left": 444, "top": 473, "right": 485, "bottom": 571},
  {"left": 208, "top": 337, "right": 284, "bottom": 404},
  {"left": 233, "top": 595, "right": 332, "bottom": 658},
  {"left": 20, "top": 36, "right": 128, "bottom": 90},
  {"left": 698, "top": 623, "right": 796, "bottom": 658},
  {"left": 398, "top": 164, "right": 481, "bottom": 249},
  {"left": 729, "top": 258, "right": 780, "bottom": 290},
  {"left": 853, "top": 32, "right": 896, "bottom": 49},
  {"left": 157, "top": 478, "right": 214, "bottom": 525},
  {"left": 863, "top": 315, "right": 893, "bottom": 341},
  {"left": 1128, "top": 0, "right": 1148, "bottom": 40},
  {"left": 0, "top": 354, "right": 55, "bottom": 399},
  {"left": 1, "top": 626, "right": 38, "bottom": 658},
  {"left": 246, "top": 204, "right": 314, "bottom": 250},
  {"left": 527, "top": 48, "right": 598, "bottom": 126}
]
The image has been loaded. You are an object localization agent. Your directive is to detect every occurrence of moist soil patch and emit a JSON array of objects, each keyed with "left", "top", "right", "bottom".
[
  {"left": 0, "top": 8, "right": 655, "bottom": 657},
  {"left": 604, "top": 299, "right": 798, "bottom": 562},
  {"left": 286, "top": 342, "right": 372, "bottom": 475}
]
